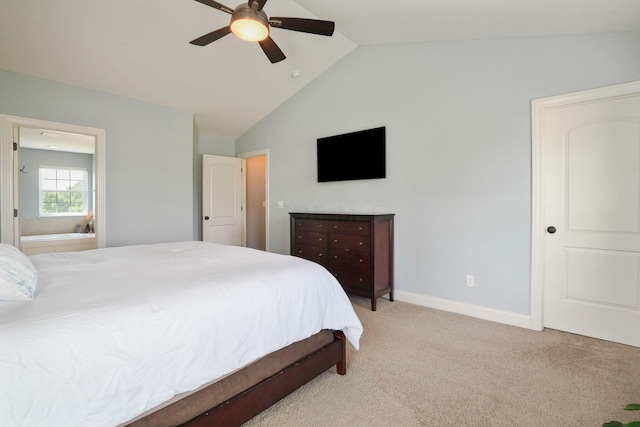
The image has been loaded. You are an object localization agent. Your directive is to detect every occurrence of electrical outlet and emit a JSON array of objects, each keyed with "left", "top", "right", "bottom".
[
  {"left": 466, "top": 274, "right": 475, "bottom": 288},
  {"left": 277, "top": 201, "right": 284, "bottom": 209}
]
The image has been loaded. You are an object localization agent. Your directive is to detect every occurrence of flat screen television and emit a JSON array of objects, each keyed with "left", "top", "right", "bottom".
[{"left": 317, "top": 126, "right": 386, "bottom": 182}]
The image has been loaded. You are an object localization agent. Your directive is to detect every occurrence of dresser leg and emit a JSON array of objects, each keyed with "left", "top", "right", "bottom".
[
  {"left": 371, "top": 297, "right": 377, "bottom": 311},
  {"left": 389, "top": 290, "right": 394, "bottom": 302}
]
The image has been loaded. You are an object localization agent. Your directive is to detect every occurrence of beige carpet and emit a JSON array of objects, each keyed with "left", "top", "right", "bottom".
[{"left": 244, "top": 296, "right": 640, "bottom": 427}]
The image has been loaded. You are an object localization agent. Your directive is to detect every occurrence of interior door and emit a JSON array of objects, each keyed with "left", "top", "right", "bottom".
[
  {"left": 202, "top": 154, "right": 243, "bottom": 246},
  {"left": 541, "top": 85, "right": 640, "bottom": 347}
]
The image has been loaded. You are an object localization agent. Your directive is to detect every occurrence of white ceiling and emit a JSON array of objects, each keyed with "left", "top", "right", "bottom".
[
  {"left": 1, "top": 0, "right": 639, "bottom": 139},
  {"left": 19, "top": 127, "right": 95, "bottom": 154}
]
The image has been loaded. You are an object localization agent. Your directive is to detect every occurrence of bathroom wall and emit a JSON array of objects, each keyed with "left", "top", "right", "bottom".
[{"left": 18, "top": 147, "right": 94, "bottom": 235}]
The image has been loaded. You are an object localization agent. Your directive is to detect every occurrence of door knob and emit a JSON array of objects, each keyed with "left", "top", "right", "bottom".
[
  {"left": 547, "top": 226, "right": 556, "bottom": 234},
  {"left": 204, "top": 216, "right": 210, "bottom": 220}
]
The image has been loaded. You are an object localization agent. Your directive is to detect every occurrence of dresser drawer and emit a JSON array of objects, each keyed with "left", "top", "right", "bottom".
[
  {"left": 328, "top": 221, "right": 370, "bottom": 235},
  {"left": 331, "top": 269, "right": 371, "bottom": 292},
  {"left": 329, "top": 249, "right": 370, "bottom": 273},
  {"left": 329, "top": 233, "right": 370, "bottom": 250},
  {"left": 293, "top": 230, "right": 328, "bottom": 246},
  {"left": 292, "top": 218, "right": 330, "bottom": 232},
  {"left": 292, "top": 244, "right": 328, "bottom": 266}
]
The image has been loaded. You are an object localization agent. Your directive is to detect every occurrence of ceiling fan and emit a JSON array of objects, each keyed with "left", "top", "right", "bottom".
[{"left": 190, "top": 0, "right": 335, "bottom": 64}]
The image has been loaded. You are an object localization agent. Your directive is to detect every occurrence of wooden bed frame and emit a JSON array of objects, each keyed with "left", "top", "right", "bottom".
[{"left": 127, "top": 330, "right": 346, "bottom": 427}]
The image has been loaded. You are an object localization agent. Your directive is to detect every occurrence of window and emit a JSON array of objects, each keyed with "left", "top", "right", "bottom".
[{"left": 39, "top": 167, "right": 89, "bottom": 216}]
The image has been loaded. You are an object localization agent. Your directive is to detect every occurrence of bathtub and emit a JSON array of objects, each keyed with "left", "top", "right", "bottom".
[{"left": 20, "top": 233, "right": 97, "bottom": 256}]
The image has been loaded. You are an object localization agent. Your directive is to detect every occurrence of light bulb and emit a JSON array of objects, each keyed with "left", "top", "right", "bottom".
[{"left": 230, "top": 18, "right": 269, "bottom": 42}]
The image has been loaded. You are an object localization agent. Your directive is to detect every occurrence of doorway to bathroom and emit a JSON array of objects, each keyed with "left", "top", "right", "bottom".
[{"left": 0, "top": 115, "right": 106, "bottom": 250}]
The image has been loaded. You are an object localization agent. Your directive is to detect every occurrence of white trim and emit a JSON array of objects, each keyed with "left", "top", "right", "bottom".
[
  {"left": 532, "top": 80, "right": 640, "bottom": 110},
  {"left": 0, "top": 117, "right": 15, "bottom": 244},
  {"left": 530, "top": 80, "right": 640, "bottom": 332},
  {"left": 0, "top": 115, "right": 106, "bottom": 248},
  {"left": 530, "top": 97, "right": 545, "bottom": 331},
  {"left": 238, "top": 149, "right": 270, "bottom": 252},
  {"left": 395, "top": 290, "right": 533, "bottom": 330}
]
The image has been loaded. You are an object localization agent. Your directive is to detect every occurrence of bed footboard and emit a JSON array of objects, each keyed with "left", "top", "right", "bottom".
[{"left": 181, "top": 330, "right": 346, "bottom": 427}]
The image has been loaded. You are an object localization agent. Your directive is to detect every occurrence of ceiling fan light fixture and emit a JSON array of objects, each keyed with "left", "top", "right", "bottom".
[
  {"left": 230, "top": 4, "right": 269, "bottom": 42},
  {"left": 190, "top": 0, "right": 336, "bottom": 64}
]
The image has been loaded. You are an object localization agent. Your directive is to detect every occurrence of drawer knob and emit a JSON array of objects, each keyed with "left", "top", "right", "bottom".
[
  {"left": 359, "top": 278, "right": 363, "bottom": 282},
  {"left": 298, "top": 250, "right": 302, "bottom": 254},
  {"left": 333, "top": 239, "right": 338, "bottom": 243},
  {"left": 359, "top": 242, "right": 363, "bottom": 245},
  {"left": 359, "top": 227, "right": 363, "bottom": 230},
  {"left": 318, "top": 224, "right": 323, "bottom": 228},
  {"left": 359, "top": 259, "right": 363, "bottom": 262},
  {"left": 318, "top": 237, "right": 323, "bottom": 241}
]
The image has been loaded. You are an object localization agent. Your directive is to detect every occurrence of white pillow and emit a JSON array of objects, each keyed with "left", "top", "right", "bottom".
[{"left": 0, "top": 243, "right": 37, "bottom": 301}]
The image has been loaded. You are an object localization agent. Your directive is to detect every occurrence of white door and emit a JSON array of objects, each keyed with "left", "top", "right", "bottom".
[
  {"left": 202, "top": 154, "right": 243, "bottom": 246},
  {"left": 537, "top": 82, "right": 640, "bottom": 347}
]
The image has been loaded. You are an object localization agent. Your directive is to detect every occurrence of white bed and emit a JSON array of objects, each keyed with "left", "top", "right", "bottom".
[{"left": 0, "top": 241, "right": 363, "bottom": 427}]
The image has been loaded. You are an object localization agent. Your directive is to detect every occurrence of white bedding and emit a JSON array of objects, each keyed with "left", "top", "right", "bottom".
[{"left": 0, "top": 241, "right": 363, "bottom": 427}]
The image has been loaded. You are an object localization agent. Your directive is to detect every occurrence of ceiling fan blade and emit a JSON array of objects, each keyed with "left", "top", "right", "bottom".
[
  {"left": 190, "top": 26, "right": 232, "bottom": 46},
  {"left": 193, "top": 0, "right": 234, "bottom": 14},
  {"left": 269, "top": 17, "right": 335, "bottom": 36},
  {"left": 259, "top": 37, "right": 286, "bottom": 63},
  {"left": 248, "top": 0, "right": 268, "bottom": 11}
]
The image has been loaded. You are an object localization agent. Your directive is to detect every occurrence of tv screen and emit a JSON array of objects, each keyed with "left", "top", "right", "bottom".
[{"left": 317, "top": 126, "right": 386, "bottom": 182}]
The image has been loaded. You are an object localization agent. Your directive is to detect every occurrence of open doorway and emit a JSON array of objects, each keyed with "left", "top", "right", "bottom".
[
  {"left": 0, "top": 115, "right": 106, "bottom": 249},
  {"left": 239, "top": 150, "right": 269, "bottom": 251}
]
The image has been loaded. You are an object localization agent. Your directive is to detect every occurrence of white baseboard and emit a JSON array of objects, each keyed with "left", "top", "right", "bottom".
[{"left": 394, "top": 290, "right": 534, "bottom": 330}]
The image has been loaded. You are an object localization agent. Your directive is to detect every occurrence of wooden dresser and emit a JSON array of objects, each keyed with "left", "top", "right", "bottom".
[{"left": 290, "top": 212, "right": 394, "bottom": 311}]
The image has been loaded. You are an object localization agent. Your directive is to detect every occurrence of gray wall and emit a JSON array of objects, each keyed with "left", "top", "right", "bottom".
[
  {"left": 0, "top": 69, "right": 194, "bottom": 247},
  {"left": 236, "top": 31, "right": 640, "bottom": 316},
  {"left": 18, "top": 148, "right": 94, "bottom": 219}
]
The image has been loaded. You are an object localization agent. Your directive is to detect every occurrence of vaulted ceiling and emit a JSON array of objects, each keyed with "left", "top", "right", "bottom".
[{"left": 1, "top": 0, "right": 639, "bottom": 139}]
